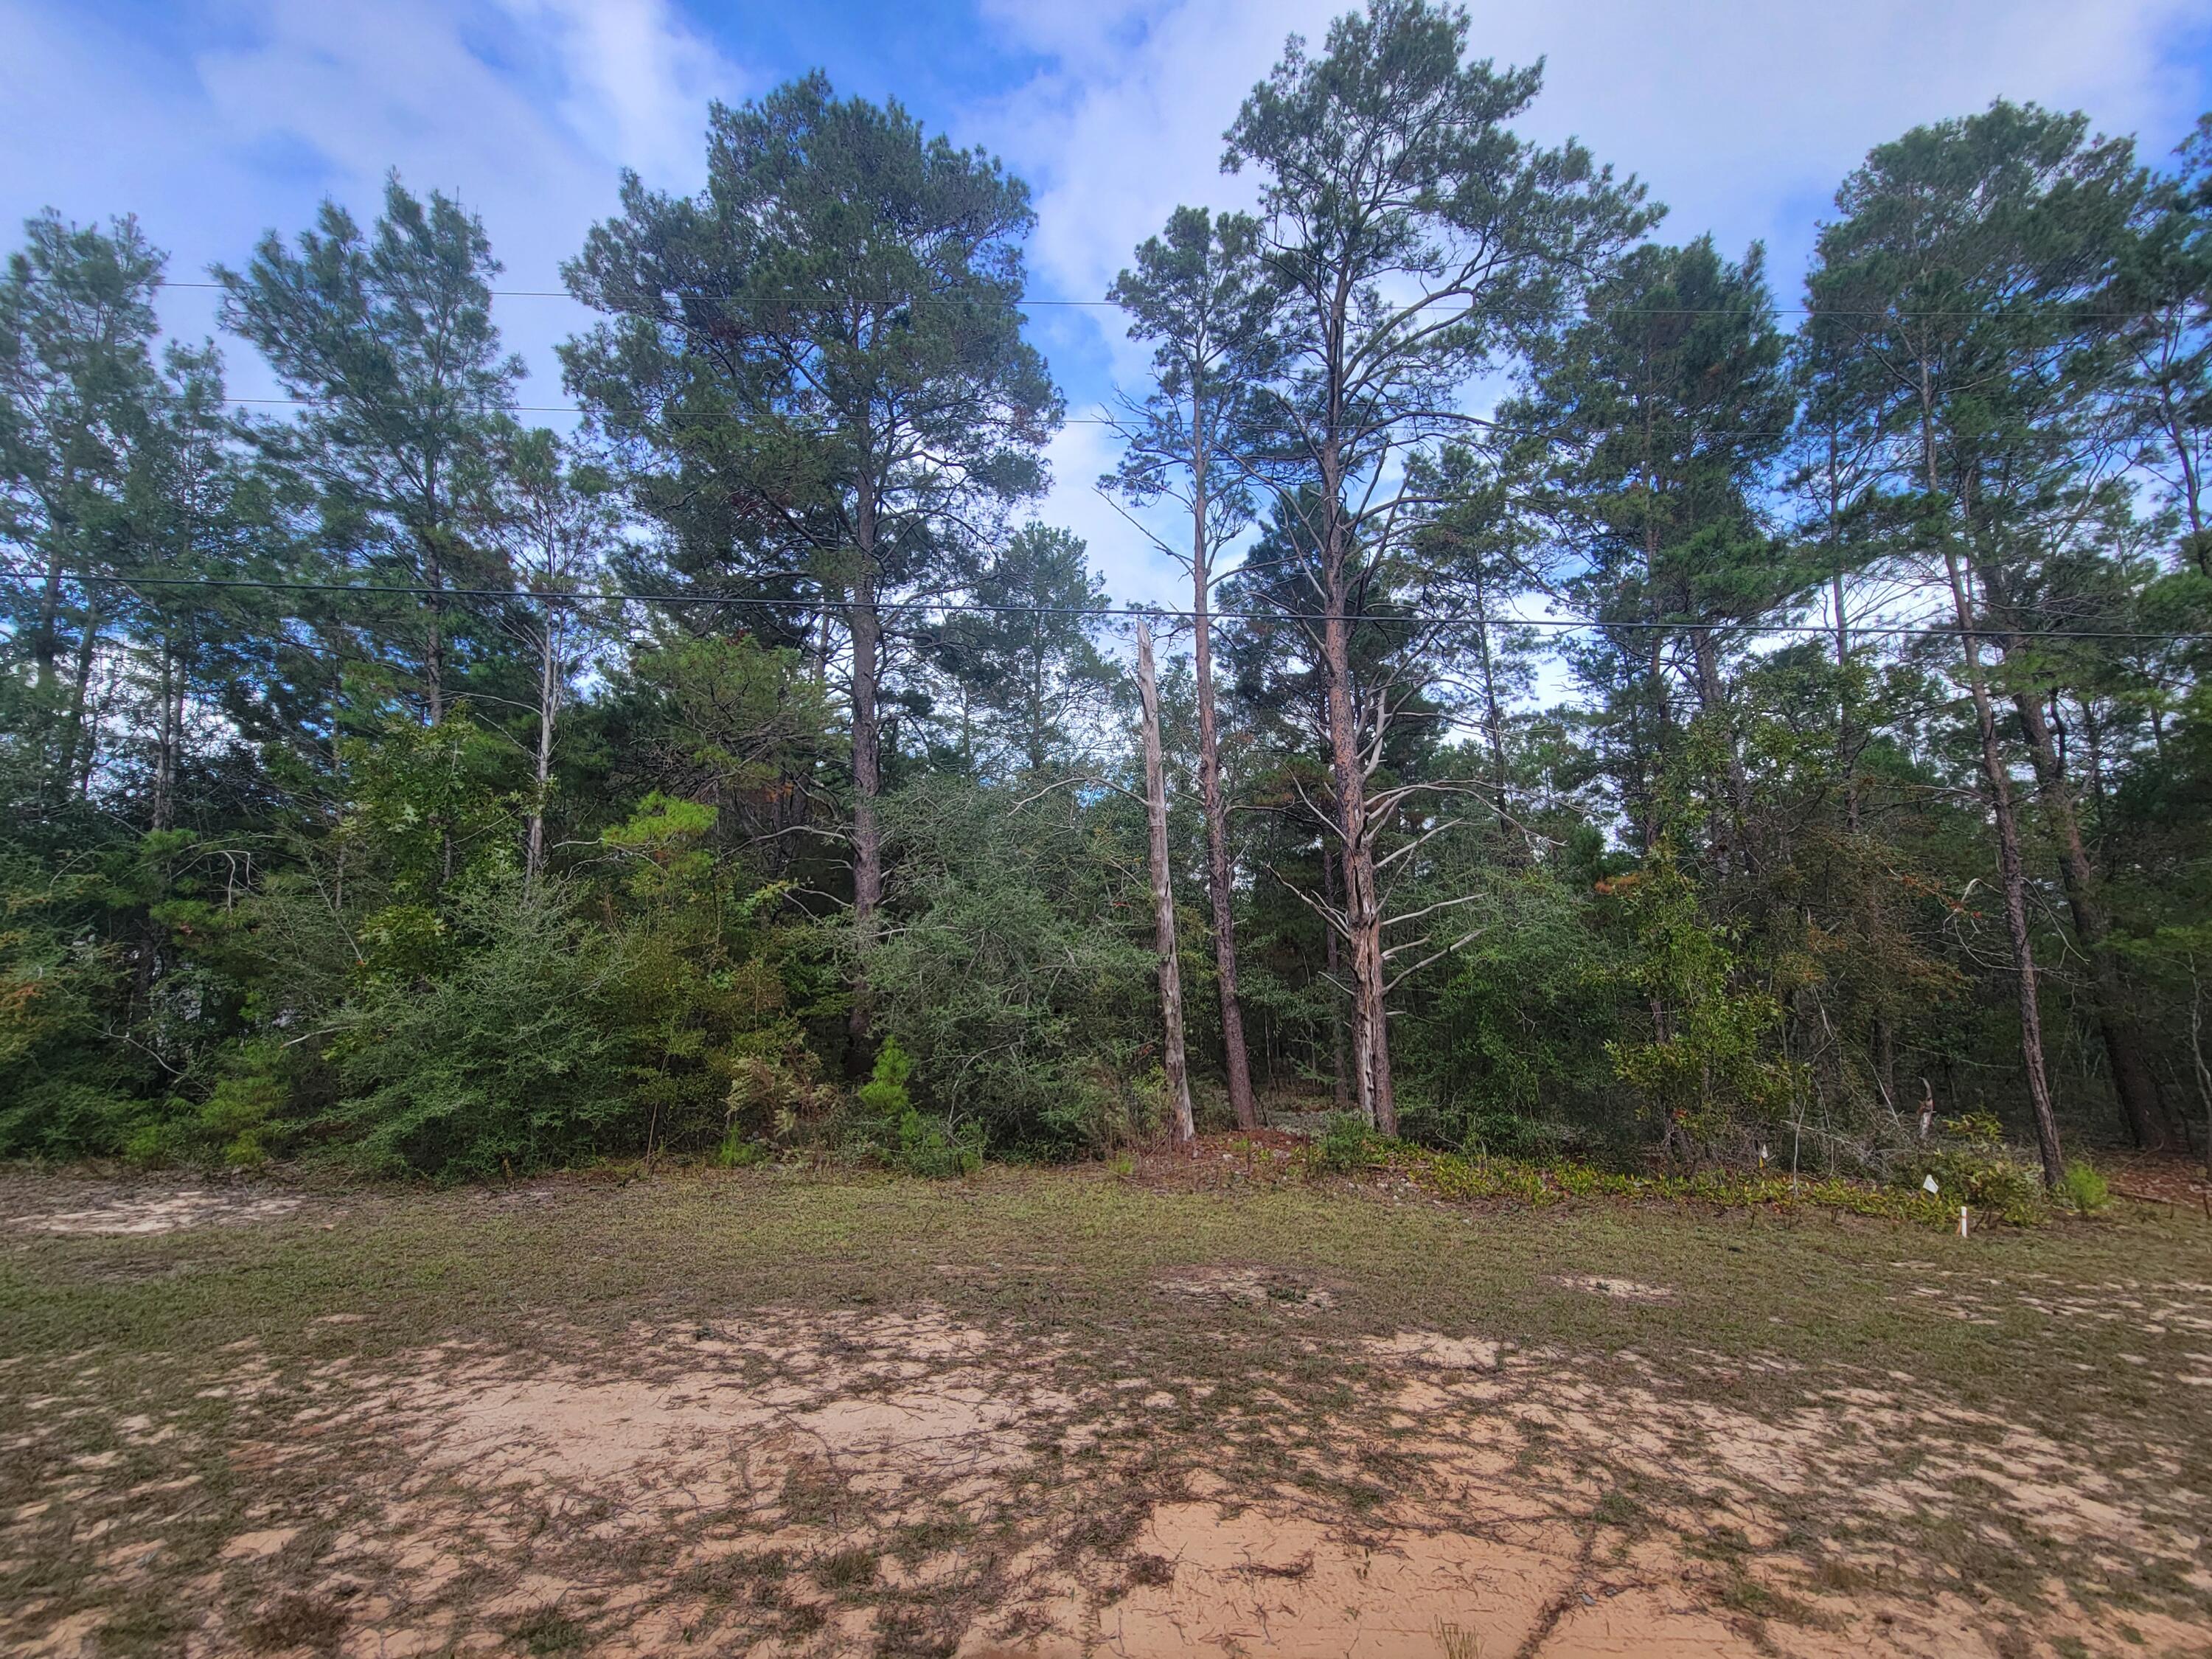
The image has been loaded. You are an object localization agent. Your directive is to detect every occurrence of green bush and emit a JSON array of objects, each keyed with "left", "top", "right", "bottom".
[
  {"left": 1896, "top": 1144, "right": 2043, "bottom": 1223},
  {"left": 320, "top": 879, "right": 628, "bottom": 1180},
  {"left": 854, "top": 1038, "right": 979, "bottom": 1178},
  {"left": 867, "top": 779, "right": 1156, "bottom": 1156},
  {"left": 1314, "top": 1112, "right": 1386, "bottom": 1174},
  {"left": 2059, "top": 1159, "right": 2110, "bottom": 1215}
]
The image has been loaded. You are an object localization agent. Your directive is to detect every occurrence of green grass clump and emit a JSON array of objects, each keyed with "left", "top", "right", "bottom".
[{"left": 2059, "top": 1159, "right": 2110, "bottom": 1215}]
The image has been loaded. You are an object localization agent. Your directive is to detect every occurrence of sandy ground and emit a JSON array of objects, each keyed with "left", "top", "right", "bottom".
[{"left": 3, "top": 1178, "right": 2209, "bottom": 1658}]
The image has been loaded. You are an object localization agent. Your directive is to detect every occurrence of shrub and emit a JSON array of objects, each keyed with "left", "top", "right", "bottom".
[
  {"left": 867, "top": 779, "right": 1156, "bottom": 1155},
  {"left": 1314, "top": 1112, "right": 1385, "bottom": 1174},
  {"left": 855, "top": 1038, "right": 979, "bottom": 1178},
  {"left": 2059, "top": 1159, "right": 2110, "bottom": 1215},
  {"left": 1895, "top": 1144, "right": 2043, "bottom": 1223},
  {"left": 320, "top": 879, "right": 628, "bottom": 1180}
]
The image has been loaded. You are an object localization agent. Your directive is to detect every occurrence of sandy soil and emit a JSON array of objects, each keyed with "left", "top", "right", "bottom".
[{"left": 3, "top": 1180, "right": 2208, "bottom": 1658}]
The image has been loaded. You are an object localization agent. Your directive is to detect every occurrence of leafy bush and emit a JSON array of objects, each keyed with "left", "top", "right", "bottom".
[
  {"left": 0, "top": 860, "right": 145, "bottom": 1158},
  {"left": 320, "top": 879, "right": 628, "bottom": 1179},
  {"left": 2059, "top": 1159, "right": 2110, "bottom": 1215},
  {"left": 854, "top": 1038, "right": 980, "bottom": 1178},
  {"left": 868, "top": 779, "right": 1156, "bottom": 1155},
  {"left": 1895, "top": 1141, "right": 2043, "bottom": 1223},
  {"left": 1313, "top": 1112, "right": 1386, "bottom": 1173}
]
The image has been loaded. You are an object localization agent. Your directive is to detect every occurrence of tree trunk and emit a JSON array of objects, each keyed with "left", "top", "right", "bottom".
[
  {"left": 2006, "top": 679, "right": 2169, "bottom": 1148},
  {"left": 1921, "top": 378, "right": 2062, "bottom": 1187},
  {"left": 1318, "top": 556, "right": 1395, "bottom": 1135},
  {"left": 1136, "top": 621, "right": 1195, "bottom": 1144},
  {"left": 1192, "top": 558, "right": 1257, "bottom": 1130},
  {"left": 1941, "top": 549, "right": 2064, "bottom": 1187},
  {"left": 60, "top": 609, "right": 102, "bottom": 800},
  {"left": 150, "top": 640, "right": 181, "bottom": 832},
  {"left": 526, "top": 611, "right": 557, "bottom": 886}
]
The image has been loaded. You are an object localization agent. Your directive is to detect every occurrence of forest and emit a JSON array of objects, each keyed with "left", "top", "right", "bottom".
[{"left": 3, "top": 0, "right": 2209, "bottom": 1198}]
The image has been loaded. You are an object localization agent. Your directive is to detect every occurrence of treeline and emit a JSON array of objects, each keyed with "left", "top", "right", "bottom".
[{"left": 1, "top": 1, "right": 2208, "bottom": 1186}]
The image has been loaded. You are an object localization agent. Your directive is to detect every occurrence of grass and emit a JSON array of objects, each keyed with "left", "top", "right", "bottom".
[{"left": 0, "top": 1158, "right": 2207, "bottom": 1653}]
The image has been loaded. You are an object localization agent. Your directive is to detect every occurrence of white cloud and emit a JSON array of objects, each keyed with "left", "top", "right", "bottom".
[
  {"left": 0, "top": 0, "right": 750, "bottom": 408},
  {"left": 495, "top": 0, "right": 744, "bottom": 187}
]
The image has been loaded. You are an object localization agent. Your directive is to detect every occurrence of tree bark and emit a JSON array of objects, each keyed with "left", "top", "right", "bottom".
[
  {"left": 1136, "top": 621, "right": 1195, "bottom": 1144},
  {"left": 150, "top": 639, "right": 181, "bottom": 833},
  {"left": 1939, "top": 562, "right": 2065, "bottom": 1186},
  {"left": 59, "top": 608, "right": 102, "bottom": 800},
  {"left": 526, "top": 608, "right": 558, "bottom": 886},
  {"left": 1318, "top": 552, "right": 1396, "bottom": 1135}
]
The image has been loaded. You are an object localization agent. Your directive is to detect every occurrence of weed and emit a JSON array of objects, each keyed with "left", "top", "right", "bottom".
[
  {"left": 1127, "top": 1553, "right": 1175, "bottom": 1587},
  {"left": 508, "top": 1606, "right": 585, "bottom": 1655},
  {"left": 2059, "top": 1160, "right": 2110, "bottom": 1214},
  {"left": 816, "top": 1546, "right": 880, "bottom": 1591},
  {"left": 1312, "top": 1113, "right": 1385, "bottom": 1174},
  {"left": 244, "top": 1595, "right": 347, "bottom": 1652},
  {"left": 1591, "top": 1488, "right": 1640, "bottom": 1528},
  {"left": 1810, "top": 1557, "right": 1871, "bottom": 1593}
]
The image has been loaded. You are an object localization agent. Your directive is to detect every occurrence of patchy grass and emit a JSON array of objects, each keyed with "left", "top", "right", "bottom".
[{"left": 0, "top": 1160, "right": 2208, "bottom": 1656}]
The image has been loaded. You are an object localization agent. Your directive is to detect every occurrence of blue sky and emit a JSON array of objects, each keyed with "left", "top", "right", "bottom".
[{"left": 4, "top": 0, "right": 2210, "bottom": 609}]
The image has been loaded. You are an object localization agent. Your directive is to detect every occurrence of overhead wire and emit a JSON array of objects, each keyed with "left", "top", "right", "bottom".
[
  {"left": 13, "top": 567, "right": 2209, "bottom": 644},
  {"left": 26, "top": 273, "right": 2163, "bottom": 319}
]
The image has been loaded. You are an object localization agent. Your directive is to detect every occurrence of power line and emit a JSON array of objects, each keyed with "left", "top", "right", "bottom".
[
  {"left": 23, "top": 568, "right": 2212, "bottom": 644},
  {"left": 214, "top": 394, "right": 1837, "bottom": 439},
  {"left": 34, "top": 274, "right": 2163, "bottom": 320}
]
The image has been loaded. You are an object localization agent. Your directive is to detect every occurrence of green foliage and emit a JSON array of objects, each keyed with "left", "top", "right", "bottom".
[
  {"left": 1895, "top": 1127, "right": 2046, "bottom": 1225},
  {"left": 867, "top": 778, "right": 1156, "bottom": 1155},
  {"left": 857, "top": 1037, "right": 914, "bottom": 1120},
  {"left": 852, "top": 1038, "right": 980, "bottom": 1178},
  {"left": 1312, "top": 1113, "right": 1388, "bottom": 1174},
  {"left": 1603, "top": 849, "right": 1794, "bottom": 1150},
  {"left": 321, "top": 880, "right": 627, "bottom": 1179},
  {"left": 1411, "top": 869, "right": 1624, "bottom": 1152},
  {"left": 2059, "top": 1160, "right": 2111, "bottom": 1214},
  {"left": 5, "top": 63, "right": 2211, "bottom": 1197}
]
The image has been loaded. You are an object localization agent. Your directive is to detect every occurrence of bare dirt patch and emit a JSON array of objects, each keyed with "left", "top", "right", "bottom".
[
  {"left": 1154, "top": 1264, "right": 1339, "bottom": 1313},
  {"left": 10, "top": 1305, "right": 2206, "bottom": 1657},
  {"left": 4, "top": 1186, "right": 303, "bottom": 1236},
  {"left": 1553, "top": 1272, "right": 1675, "bottom": 1302}
]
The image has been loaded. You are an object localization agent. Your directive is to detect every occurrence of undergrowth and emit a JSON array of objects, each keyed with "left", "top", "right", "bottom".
[{"left": 1306, "top": 1114, "right": 2051, "bottom": 1227}]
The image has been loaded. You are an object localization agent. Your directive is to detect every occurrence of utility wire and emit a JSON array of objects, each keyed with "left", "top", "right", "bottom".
[
  {"left": 20, "top": 568, "right": 2211, "bottom": 644},
  {"left": 212, "top": 393, "right": 1837, "bottom": 439},
  {"left": 25, "top": 274, "right": 2163, "bottom": 319}
]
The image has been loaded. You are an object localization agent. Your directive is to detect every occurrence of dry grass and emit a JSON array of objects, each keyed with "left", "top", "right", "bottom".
[{"left": 1, "top": 1158, "right": 2208, "bottom": 1656}]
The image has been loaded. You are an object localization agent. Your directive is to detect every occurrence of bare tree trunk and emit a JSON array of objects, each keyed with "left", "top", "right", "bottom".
[
  {"left": 1192, "top": 565, "right": 1257, "bottom": 1130},
  {"left": 2006, "top": 678, "right": 2168, "bottom": 1148},
  {"left": 1136, "top": 621, "right": 1195, "bottom": 1144},
  {"left": 1690, "top": 625, "right": 1752, "bottom": 872},
  {"left": 1319, "top": 560, "right": 1396, "bottom": 1135},
  {"left": 60, "top": 610, "right": 102, "bottom": 800},
  {"left": 526, "top": 610, "right": 558, "bottom": 886},
  {"left": 1940, "top": 548, "right": 2064, "bottom": 1186},
  {"left": 150, "top": 641, "right": 180, "bottom": 832}
]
